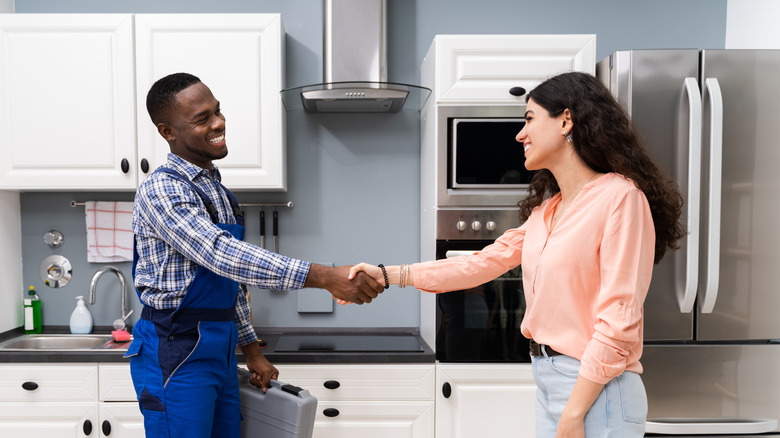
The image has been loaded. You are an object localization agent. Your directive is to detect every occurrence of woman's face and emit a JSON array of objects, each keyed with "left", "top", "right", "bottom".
[{"left": 516, "top": 98, "right": 569, "bottom": 171}]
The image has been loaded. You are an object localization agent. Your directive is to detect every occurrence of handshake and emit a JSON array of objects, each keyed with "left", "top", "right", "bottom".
[{"left": 305, "top": 263, "right": 399, "bottom": 305}]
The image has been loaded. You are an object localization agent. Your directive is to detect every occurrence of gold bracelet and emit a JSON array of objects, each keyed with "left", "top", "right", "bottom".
[{"left": 399, "top": 264, "right": 408, "bottom": 288}]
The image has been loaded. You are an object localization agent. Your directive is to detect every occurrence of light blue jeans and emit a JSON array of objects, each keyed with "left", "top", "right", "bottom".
[{"left": 532, "top": 353, "right": 647, "bottom": 437}]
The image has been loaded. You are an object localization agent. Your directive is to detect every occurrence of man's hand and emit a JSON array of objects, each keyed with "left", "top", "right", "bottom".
[
  {"left": 305, "top": 264, "right": 383, "bottom": 304},
  {"left": 241, "top": 341, "right": 278, "bottom": 392}
]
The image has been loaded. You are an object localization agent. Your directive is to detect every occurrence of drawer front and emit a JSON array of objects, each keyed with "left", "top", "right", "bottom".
[
  {"left": 311, "top": 401, "right": 434, "bottom": 438},
  {"left": 0, "top": 364, "right": 98, "bottom": 402},
  {"left": 99, "top": 363, "right": 137, "bottom": 402},
  {"left": 276, "top": 364, "right": 435, "bottom": 401}
]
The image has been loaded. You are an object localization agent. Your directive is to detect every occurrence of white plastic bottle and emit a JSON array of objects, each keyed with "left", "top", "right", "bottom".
[{"left": 69, "top": 296, "right": 93, "bottom": 334}]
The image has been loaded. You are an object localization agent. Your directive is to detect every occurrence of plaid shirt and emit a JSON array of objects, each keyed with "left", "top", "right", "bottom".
[{"left": 133, "top": 153, "right": 310, "bottom": 346}]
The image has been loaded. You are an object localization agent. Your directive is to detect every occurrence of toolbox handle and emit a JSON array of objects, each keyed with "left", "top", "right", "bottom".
[
  {"left": 238, "top": 368, "right": 306, "bottom": 398},
  {"left": 281, "top": 383, "right": 304, "bottom": 396}
]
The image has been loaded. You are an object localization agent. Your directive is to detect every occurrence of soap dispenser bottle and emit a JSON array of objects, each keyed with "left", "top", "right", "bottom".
[
  {"left": 23, "top": 286, "right": 42, "bottom": 334},
  {"left": 69, "top": 296, "right": 93, "bottom": 334}
]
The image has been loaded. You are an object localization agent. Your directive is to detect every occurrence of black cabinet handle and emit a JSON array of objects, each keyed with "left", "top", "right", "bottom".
[
  {"left": 323, "top": 380, "right": 340, "bottom": 390},
  {"left": 102, "top": 420, "right": 111, "bottom": 436},
  {"left": 22, "top": 381, "right": 38, "bottom": 391},
  {"left": 83, "top": 419, "right": 93, "bottom": 435},
  {"left": 442, "top": 382, "right": 452, "bottom": 398},
  {"left": 141, "top": 158, "right": 150, "bottom": 173},
  {"left": 323, "top": 408, "right": 340, "bottom": 418},
  {"left": 121, "top": 158, "right": 130, "bottom": 174},
  {"left": 509, "top": 86, "right": 527, "bottom": 96}
]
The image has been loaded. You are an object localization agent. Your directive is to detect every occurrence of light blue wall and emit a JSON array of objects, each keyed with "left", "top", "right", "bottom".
[{"left": 15, "top": 0, "right": 727, "bottom": 330}]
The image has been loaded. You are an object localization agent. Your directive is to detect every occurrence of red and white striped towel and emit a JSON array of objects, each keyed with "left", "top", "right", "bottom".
[{"left": 85, "top": 201, "right": 133, "bottom": 263}]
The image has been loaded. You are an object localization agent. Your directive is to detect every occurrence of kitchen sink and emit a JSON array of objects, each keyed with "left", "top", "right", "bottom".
[{"left": 0, "top": 334, "right": 130, "bottom": 351}]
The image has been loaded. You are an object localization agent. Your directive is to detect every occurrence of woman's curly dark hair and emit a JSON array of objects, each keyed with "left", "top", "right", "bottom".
[{"left": 518, "top": 72, "right": 685, "bottom": 264}]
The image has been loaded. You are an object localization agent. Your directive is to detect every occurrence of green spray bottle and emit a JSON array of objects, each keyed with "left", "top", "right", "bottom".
[{"left": 23, "top": 286, "right": 42, "bottom": 334}]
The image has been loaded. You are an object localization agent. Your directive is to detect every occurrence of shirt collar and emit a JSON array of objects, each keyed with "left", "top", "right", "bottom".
[{"left": 165, "top": 153, "right": 222, "bottom": 183}]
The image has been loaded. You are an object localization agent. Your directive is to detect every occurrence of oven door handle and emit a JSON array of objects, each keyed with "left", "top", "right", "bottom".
[{"left": 445, "top": 250, "right": 477, "bottom": 258}]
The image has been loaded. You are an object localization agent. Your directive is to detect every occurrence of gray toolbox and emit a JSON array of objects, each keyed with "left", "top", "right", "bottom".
[{"left": 238, "top": 369, "right": 318, "bottom": 438}]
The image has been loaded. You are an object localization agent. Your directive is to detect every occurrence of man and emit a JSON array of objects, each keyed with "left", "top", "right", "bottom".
[{"left": 124, "top": 72, "right": 383, "bottom": 438}]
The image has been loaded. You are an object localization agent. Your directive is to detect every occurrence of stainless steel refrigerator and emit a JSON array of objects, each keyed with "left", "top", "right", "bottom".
[{"left": 597, "top": 50, "right": 780, "bottom": 436}]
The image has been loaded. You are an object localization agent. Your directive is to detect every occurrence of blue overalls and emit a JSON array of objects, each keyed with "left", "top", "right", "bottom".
[{"left": 125, "top": 167, "right": 246, "bottom": 438}]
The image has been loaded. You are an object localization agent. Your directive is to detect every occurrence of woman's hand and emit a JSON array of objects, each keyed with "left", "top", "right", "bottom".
[
  {"left": 348, "top": 263, "right": 385, "bottom": 285},
  {"left": 337, "top": 263, "right": 386, "bottom": 305}
]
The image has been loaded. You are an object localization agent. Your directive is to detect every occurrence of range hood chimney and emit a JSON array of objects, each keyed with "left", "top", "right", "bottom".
[{"left": 280, "top": 0, "right": 431, "bottom": 113}]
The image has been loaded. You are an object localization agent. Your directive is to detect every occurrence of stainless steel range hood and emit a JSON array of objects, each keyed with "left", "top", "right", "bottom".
[{"left": 280, "top": 0, "right": 430, "bottom": 113}]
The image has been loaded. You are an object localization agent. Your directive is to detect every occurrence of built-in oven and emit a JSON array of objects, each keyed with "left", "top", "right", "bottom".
[
  {"left": 436, "top": 105, "right": 532, "bottom": 208},
  {"left": 434, "top": 209, "right": 530, "bottom": 363}
]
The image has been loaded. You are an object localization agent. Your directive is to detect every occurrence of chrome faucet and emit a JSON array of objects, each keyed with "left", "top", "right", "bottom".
[{"left": 89, "top": 266, "right": 133, "bottom": 328}]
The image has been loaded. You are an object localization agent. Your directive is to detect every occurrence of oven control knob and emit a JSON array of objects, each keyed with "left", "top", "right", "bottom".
[
  {"left": 456, "top": 221, "right": 467, "bottom": 231},
  {"left": 471, "top": 220, "right": 482, "bottom": 231},
  {"left": 486, "top": 221, "right": 497, "bottom": 231}
]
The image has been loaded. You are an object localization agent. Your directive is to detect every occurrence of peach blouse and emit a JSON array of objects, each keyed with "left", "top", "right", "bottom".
[{"left": 413, "top": 173, "right": 655, "bottom": 384}]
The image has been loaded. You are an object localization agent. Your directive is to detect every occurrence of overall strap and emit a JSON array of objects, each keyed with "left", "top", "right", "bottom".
[{"left": 218, "top": 182, "right": 244, "bottom": 227}]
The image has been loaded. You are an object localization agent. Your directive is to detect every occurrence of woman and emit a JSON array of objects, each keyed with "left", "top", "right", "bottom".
[{"left": 348, "top": 72, "right": 685, "bottom": 437}]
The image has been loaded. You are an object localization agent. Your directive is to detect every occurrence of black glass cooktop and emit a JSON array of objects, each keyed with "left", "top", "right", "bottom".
[{"left": 274, "top": 334, "right": 423, "bottom": 353}]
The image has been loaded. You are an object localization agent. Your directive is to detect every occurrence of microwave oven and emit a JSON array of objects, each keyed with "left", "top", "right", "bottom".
[{"left": 435, "top": 105, "right": 534, "bottom": 208}]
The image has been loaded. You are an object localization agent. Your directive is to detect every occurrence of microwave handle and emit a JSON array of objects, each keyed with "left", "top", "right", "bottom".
[{"left": 445, "top": 250, "right": 476, "bottom": 258}]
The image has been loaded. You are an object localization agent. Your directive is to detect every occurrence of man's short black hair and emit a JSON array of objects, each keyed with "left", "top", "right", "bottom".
[{"left": 146, "top": 72, "right": 201, "bottom": 125}]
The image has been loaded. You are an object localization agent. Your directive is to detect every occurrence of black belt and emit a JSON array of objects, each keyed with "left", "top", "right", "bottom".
[{"left": 529, "top": 339, "right": 562, "bottom": 357}]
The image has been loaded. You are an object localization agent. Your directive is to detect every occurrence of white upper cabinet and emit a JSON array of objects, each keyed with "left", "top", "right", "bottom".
[
  {"left": 0, "top": 14, "right": 137, "bottom": 190},
  {"left": 0, "top": 13, "right": 286, "bottom": 191},
  {"left": 135, "top": 14, "right": 286, "bottom": 190},
  {"left": 422, "top": 34, "right": 596, "bottom": 105}
]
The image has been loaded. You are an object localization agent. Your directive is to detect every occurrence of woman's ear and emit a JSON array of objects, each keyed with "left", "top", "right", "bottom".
[{"left": 561, "top": 108, "right": 573, "bottom": 130}]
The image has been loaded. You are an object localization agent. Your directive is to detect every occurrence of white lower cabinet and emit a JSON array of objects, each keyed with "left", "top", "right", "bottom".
[
  {"left": 277, "top": 364, "right": 436, "bottom": 438},
  {"left": 0, "top": 363, "right": 143, "bottom": 438},
  {"left": 436, "top": 363, "right": 537, "bottom": 437}
]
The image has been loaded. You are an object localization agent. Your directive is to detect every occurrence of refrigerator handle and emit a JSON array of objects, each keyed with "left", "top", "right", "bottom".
[
  {"left": 700, "top": 78, "right": 723, "bottom": 314},
  {"left": 678, "top": 77, "right": 702, "bottom": 313}
]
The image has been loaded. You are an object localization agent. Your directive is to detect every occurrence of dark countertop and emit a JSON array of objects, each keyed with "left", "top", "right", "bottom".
[{"left": 0, "top": 326, "right": 435, "bottom": 364}]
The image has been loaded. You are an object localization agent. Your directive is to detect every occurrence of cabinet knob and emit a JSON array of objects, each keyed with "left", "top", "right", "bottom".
[
  {"left": 141, "top": 158, "right": 150, "bottom": 173},
  {"left": 102, "top": 420, "right": 111, "bottom": 436},
  {"left": 121, "top": 158, "right": 130, "bottom": 174},
  {"left": 83, "top": 419, "right": 93, "bottom": 436},
  {"left": 509, "top": 86, "right": 527, "bottom": 96},
  {"left": 323, "top": 380, "right": 340, "bottom": 390},
  {"left": 442, "top": 382, "right": 452, "bottom": 398},
  {"left": 22, "top": 381, "right": 38, "bottom": 391},
  {"left": 323, "top": 408, "right": 340, "bottom": 418}
]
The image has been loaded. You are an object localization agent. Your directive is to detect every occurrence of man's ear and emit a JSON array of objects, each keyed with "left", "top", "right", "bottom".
[{"left": 157, "top": 123, "right": 175, "bottom": 142}]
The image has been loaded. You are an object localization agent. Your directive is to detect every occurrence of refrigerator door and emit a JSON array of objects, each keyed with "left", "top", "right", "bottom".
[
  {"left": 697, "top": 50, "right": 780, "bottom": 341},
  {"left": 643, "top": 344, "right": 780, "bottom": 435},
  {"left": 597, "top": 50, "right": 700, "bottom": 341}
]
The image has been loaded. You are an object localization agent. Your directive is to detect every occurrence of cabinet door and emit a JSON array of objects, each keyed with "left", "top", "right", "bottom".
[
  {"left": 135, "top": 14, "right": 286, "bottom": 190},
  {"left": 99, "top": 402, "right": 145, "bottom": 438},
  {"left": 0, "top": 14, "right": 137, "bottom": 190},
  {"left": 312, "top": 402, "right": 434, "bottom": 438},
  {"left": 99, "top": 363, "right": 136, "bottom": 402},
  {"left": 0, "top": 402, "right": 97, "bottom": 437},
  {"left": 436, "top": 363, "right": 537, "bottom": 437},
  {"left": 427, "top": 34, "right": 596, "bottom": 105}
]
